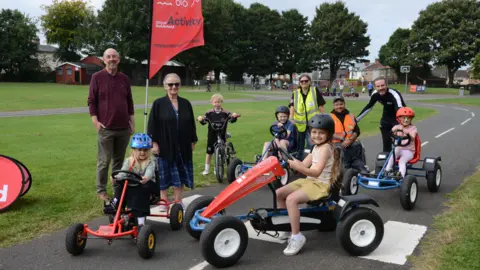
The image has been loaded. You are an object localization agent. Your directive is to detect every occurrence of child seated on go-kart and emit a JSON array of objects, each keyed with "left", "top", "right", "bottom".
[
  {"left": 260, "top": 105, "right": 297, "bottom": 161},
  {"left": 198, "top": 94, "right": 240, "bottom": 176},
  {"left": 105, "top": 133, "right": 158, "bottom": 229},
  {"left": 385, "top": 107, "right": 418, "bottom": 178},
  {"left": 275, "top": 113, "right": 342, "bottom": 256}
]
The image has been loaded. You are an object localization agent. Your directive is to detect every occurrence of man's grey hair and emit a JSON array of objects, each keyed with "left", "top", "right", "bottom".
[
  {"left": 373, "top": 76, "right": 387, "bottom": 85},
  {"left": 163, "top": 73, "right": 181, "bottom": 84}
]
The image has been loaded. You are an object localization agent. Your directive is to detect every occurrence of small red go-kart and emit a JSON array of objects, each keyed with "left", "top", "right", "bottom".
[
  {"left": 185, "top": 148, "right": 384, "bottom": 268},
  {"left": 65, "top": 170, "right": 159, "bottom": 259}
]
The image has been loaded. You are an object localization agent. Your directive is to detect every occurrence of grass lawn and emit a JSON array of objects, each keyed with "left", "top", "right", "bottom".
[
  {"left": 0, "top": 82, "right": 255, "bottom": 112},
  {"left": 0, "top": 99, "right": 437, "bottom": 248},
  {"left": 0, "top": 82, "right": 467, "bottom": 112},
  {"left": 411, "top": 167, "right": 480, "bottom": 270},
  {"left": 419, "top": 97, "right": 480, "bottom": 107}
]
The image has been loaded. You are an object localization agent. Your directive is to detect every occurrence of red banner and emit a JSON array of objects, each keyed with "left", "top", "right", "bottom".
[{"left": 148, "top": 0, "right": 205, "bottom": 79}]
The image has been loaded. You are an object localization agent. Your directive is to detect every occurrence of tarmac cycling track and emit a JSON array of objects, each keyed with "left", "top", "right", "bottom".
[{"left": 1, "top": 94, "right": 480, "bottom": 270}]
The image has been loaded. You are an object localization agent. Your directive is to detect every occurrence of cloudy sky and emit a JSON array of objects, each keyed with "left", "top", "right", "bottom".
[{"left": 2, "top": 0, "right": 438, "bottom": 61}]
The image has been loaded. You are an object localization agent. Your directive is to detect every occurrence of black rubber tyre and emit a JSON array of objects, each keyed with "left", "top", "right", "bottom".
[
  {"left": 215, "top": 147, "right": 224, "bottom": 183},
  {"left": 400, "top": 175, "right": 418, "bottom": 210},
  {"left": 273, "top": 168, "right": 291, "bottom": 189},
  {"left": 169, "top": 203, "right": 184, "bottom": 230},
  {"left": 136, "top": 224, "right": 156, "bottom": 259},
  {"left": 227, "top": 158, "right": 244, "bottom": 184},
  {"left": 426, "top": 163, "right": 441, "bottom": 193},
  {"left": 65, "top": 223, "right": 87, "bottom": 256},
  {"left": 185, "top": 196, "right": 225, "bottom": 240},
  {"left": 342, "top": 168, "right": 359, "bottom": 195},
  {"left": 336, "top": 207, "right": 384, "bottom": 256},
  {"left": 200, "top": 216, "right": 248, "bottom": 268}
]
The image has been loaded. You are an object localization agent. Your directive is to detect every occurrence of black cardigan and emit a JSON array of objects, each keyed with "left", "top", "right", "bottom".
[{"left": 147, "top": 95, "right": 198, "bottom": 163}]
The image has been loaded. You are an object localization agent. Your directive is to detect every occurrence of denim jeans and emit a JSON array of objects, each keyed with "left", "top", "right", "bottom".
[{"left": 296, "top": 129, "right": 312, "bottom": 160}]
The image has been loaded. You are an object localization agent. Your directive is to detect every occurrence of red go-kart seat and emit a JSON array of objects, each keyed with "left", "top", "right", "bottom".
[{"left": 396, "top": 134, "right": 421, "bottom": 164}]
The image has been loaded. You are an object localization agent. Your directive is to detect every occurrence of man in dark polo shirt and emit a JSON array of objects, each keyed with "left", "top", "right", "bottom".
[{"left": 87, "top": 48, "right": 135, "bottom": 201}]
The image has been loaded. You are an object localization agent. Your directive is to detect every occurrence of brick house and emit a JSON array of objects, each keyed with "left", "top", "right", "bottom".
[
  {"left": 363, "top": 59, "right": 398, "bottom": 83},
  {"left": 55, "top": 56, "right": 104, "bottom": 85}
]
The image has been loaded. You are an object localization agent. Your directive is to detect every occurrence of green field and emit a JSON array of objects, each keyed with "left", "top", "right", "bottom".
[
  {"left": 411, "top": 167, "right": 480, "bottom": 270},
  {"left": 0, "top": 98, "right": 437, "bottom": 248},
  {"left": 0, "top": 82, "right": 467, "bottom": 112}
]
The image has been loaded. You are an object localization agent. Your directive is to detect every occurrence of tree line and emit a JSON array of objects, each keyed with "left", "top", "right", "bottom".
[{"left": 1, "top": 0, "right": 479, "bottom": 87}]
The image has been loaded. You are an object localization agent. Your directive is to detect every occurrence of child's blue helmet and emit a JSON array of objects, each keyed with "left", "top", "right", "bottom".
[{"left": 130, "top": 133, "right": 152, "bottom": 149}]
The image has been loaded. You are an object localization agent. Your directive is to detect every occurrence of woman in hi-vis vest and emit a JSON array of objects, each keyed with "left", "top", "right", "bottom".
[{"left": 288, "top": 74, "right": 326, "bottom": 160}]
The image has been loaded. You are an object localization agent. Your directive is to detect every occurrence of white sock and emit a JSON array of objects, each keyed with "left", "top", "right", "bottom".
[
  {"left": 137, "top": 217, "right": 145, "bottom": 226},
  {"left": 205, "top": 164, "right": 210, "bottom": 171},
  {"left": 291, "top": 233, "right": 302, "bottom": 240}
]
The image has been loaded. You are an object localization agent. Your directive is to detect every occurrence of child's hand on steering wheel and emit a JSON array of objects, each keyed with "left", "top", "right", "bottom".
[
  {"left": 140, "top": 176, "right": 149, "bottom": 184},
  {"left": 277, "top": 122, "right": 284, "bottom": 127},
  {"left": 287, "top": 158, "right": 301, "bottom": 169}
]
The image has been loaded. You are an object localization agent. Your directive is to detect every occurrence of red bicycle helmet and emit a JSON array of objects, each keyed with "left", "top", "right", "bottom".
[{"left": 396, "top": 107, "right": 415, "bottom": 122}]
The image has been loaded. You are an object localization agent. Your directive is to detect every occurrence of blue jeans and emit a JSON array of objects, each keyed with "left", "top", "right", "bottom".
[{"left": 296, "top": 129, "right": 312, "bottom": 160}]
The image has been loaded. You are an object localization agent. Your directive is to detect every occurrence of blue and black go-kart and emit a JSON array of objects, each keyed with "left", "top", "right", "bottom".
[{"left": 341, "top": 131, "right": 442, "bottom": 210}]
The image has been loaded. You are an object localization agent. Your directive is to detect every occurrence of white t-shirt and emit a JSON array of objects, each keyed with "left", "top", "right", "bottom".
[{"left": 307, "top": 144, "right": 334, "bottom": 185}]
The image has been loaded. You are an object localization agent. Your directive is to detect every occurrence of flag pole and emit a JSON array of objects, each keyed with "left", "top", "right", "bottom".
[{"left": 144, "top": 0, "right": 155, "bottom": 133}]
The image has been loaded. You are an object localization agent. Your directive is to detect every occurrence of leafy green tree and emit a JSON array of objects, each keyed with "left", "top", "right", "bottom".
[
  {"left": 410, "top": 0, "right": 480, "bottom": 87},
  {"left": 310, "top": 2, "right": 370, "bottom": 84},
  {"left": 0, "top": 9, "right": 40, "bottom": 80},
  {"left": 471, "top": 53, "right": 480, "bottom": 79},
  {"left": 40, "top": 0, "right": 95, "bottom": 61},
  {"left": 277, "top": 9, "right": 311, "bottom": 81},
  {"left": 379, "top": 28, "right": 431, "bottom": 84}
]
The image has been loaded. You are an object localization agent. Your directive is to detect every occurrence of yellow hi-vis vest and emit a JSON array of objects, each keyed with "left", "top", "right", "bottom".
[{"left": 293, "top": 87, "right": 320, "bottom": 132}]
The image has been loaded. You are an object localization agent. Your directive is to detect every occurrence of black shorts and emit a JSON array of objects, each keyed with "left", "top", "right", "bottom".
[{"left": 206, "top": 129, "right": 226, "bottom": 154}]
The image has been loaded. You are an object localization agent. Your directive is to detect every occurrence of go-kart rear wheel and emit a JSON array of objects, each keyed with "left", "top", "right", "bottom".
[
  {"left": 274, "top": 168, "right": 291, "bottom": 189},
  {"left": 400, "top": 175, "right": 418, "bottom": 210},
  {"left": 137, "top": 224, "right": 156, "bottom": 259},
  {"left": 185, "top": 196, "right": 226, "bottom": 240},
  {"left": 426, "top": 163, "right": 442, "bottom": 193},
  {"left": 200, "top": 216, "right": 248, "bottom": 268},
  {"left": 336, "top": 207, "right": 384, "bottom": 256},
  {"left": 342, "top": 168, "right": 359, "bottom": 195},
  {"left": 227, "top": 158, "right": 244, "bottom": 184},
  {"left": 169, "top": 203, "right": 184, "bottom": 230},
  {"left": 65, "top": 223, "right": 87, "bottom": 256}
]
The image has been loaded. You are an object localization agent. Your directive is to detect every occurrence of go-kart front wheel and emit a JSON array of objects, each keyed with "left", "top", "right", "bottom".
[
  {"left": 336, "top": 207, "right": 384, "bottom": 256},
  {"left": 274, "top": 168, "right": 291, "bottom": 189},
  {"left": 227, "top": 158, "right": 244, "bottom": 184},
  {"left": 169, "top": 203, "right": 184, "bottom": 230},
  {"left": 342, "top": 168, "right": 359, "bottom": 195},
  {"left": 185, "top": 196, "right": 226, "bottom": 240},
  {"left": 137, "top": 224, "right": 156, "bottom": 259},
  {"left": 200, "top": 216, "right": 248, "bottom": 268},
  {"left": 426, "top": 163, "right": 442, "bottom": 193},
  {"left": 65, "top": 223, "right": 87, "bottom": 256},
  {"left": 400, "top": 175, "right": 418, "bottom": 210}
]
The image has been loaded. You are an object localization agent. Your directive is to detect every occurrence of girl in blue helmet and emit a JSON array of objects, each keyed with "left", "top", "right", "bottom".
[{"left": 108, "top": 133, "right": 158, "bottom": 228}]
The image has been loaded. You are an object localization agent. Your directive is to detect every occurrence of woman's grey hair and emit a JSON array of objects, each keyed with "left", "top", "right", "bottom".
[
  {"left": 163, "top": 73, "right": 181, "bottom": 85},
  {"left": 298, "top": 73, "right": 312, "bottom": 82}
]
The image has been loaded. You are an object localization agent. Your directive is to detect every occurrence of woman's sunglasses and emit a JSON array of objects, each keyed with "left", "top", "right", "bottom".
[
  {"left": 300, "top": 80, "right": 309, "bottom": 83},
  {"left": 167, "top": 83, "right": 180, "bottom": 87}
]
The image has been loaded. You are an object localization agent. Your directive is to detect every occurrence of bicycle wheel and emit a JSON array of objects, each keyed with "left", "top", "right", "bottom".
[
  {"left": 215, "top": 147, "right": 224, "bottom": 183},
  {"left": 226, "top": 142, "right": 236, "bottom": 166}
]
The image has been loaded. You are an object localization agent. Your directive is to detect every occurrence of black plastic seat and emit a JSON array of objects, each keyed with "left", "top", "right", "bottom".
[{"left": 306, "top": 182, "right": 341, "bottom": 206}]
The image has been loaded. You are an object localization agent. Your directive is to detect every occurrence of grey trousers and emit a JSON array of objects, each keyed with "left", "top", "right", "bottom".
[{"left": 96, "top": 128, "right": 131, "bottom": 194}]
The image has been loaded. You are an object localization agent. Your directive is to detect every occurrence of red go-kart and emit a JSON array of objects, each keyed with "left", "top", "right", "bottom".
[
  {"left": 184, "top": 148, "right": 384, "bottom": 268},
  {"left": 65, "top": 170, "right": 158, "bottom": 259}
]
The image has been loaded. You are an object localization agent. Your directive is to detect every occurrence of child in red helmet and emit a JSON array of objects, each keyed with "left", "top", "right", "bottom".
[{"left": 385, "top": 107, "right": 417, "bottom": 178}]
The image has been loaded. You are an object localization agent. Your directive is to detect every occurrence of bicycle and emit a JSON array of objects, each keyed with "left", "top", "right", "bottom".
[{"left": 199, "top": 116, "right": 238, "bottom": 183}]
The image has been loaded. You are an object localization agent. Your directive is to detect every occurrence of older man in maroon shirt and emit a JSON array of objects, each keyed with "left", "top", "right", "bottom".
[{"left": 88, "top": 48, "right": 135, "bottom": 201}]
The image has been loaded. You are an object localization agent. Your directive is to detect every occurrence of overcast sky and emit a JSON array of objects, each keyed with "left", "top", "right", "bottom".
[{"left": 1, "top": 0, "right": 439, "bottom": 61}]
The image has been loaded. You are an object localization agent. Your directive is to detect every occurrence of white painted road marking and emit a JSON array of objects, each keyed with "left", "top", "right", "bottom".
[
  {"left": 147, "top": 194, "right": 203, "bottom": 223},
  {"left": 461, "top": 118, "right": 472, "bottom": 125},
  {"left": 359, "top": 221, "right": 428, "bottom": 265},
  {"left": 435, "top": 127, "right": 455, "bottom": 138},
  {"left": 189, "top": 261, "right": 209, "bottom": 270},
  {"left": 472, "top": 112, "right": 475, "bottom": 117},
  {"left": 421, "top": 141, "right": 429, "bottom": 147},
  {"left": 452, "top": 107, "right": 469, "bottom": 112}
]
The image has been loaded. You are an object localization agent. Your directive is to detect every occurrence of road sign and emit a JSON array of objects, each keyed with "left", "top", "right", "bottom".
[{"left": 400, "top": 66, "right": 410, "bottom": 73}]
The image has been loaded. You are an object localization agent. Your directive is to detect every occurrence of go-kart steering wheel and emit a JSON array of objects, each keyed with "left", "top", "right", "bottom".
[
  {"left": 111, "top": 170, "right": 143, "bottom": 186},
  {"left": 278, "top": 146, "right": 295, "bottom": 162},
  {"left": 270, "top": 124, "right": 288, "bottom": 140},
  {"left": 390, "top": 131, "right": 411, "bottom": 147}
]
